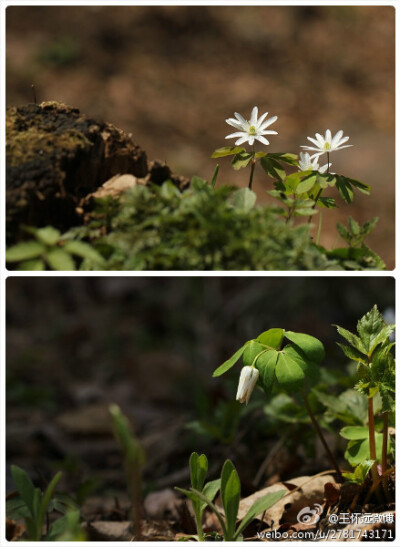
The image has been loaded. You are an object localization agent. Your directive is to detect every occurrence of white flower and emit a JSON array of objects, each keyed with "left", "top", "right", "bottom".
[
  {"left": 236, "top": 366, "right": 259, "bottom": 405},
  {"left": 225, "top": 106, "right": 278, "bottom": 147},
  {"left": 300, "top": 129, "right": 352, "bottom": 158},
  {"left": 298, "top": 152, "right": 331, "bottom": 174}
]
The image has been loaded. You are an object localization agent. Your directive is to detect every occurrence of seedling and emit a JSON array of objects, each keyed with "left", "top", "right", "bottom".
[
  {"left": 7, "top": 465, "right": 83, "bottom": 540},
  {"left": 175, "top": 452, "right": 221, "bottom": 541},
  {"left": 177, "top": 455, "right": 285, "bottom": 541},
  {"left": 109, "top": 404, "right": 146, "bottom": 539}
]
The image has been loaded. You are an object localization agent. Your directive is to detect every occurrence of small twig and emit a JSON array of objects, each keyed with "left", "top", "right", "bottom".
[
  {"left": 31, "top": 84, "right": 37, "bottom": 104},
  {"left": 302, "top": 390, "right": 343, "bottom": 481},
  {"left": 364, "top": 466, "right": 395, "bottom": 504}
]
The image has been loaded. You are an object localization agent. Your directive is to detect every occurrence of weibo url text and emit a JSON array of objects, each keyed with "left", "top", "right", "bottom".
[{"left": 257, "top": 528, "right": 394, "bottom": 541}]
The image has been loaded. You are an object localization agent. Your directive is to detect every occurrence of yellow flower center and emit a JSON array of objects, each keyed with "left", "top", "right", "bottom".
[
  {"left": 248, "top": 125, "right": 257, "bottom": 136},
  {"left": 324, "top": 142, "right": 331, "bottom": 151}
]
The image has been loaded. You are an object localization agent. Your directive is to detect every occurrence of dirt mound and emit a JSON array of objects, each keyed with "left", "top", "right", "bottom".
[{"left": 6, "top": 102, "right": 188, "bottom": 243}]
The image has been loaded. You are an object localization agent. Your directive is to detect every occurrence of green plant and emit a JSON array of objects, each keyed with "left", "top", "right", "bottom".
[
  {"left": 6, "top": 226, "right": 104, "bottom": 270},
  {"left": 175, "top": 453, "right": 221, "bottom": 541},
  {"left": 7, "top": 465, "right": 83, "bottom": 540},
  {"left": 213, "top": 112, "right": 372, "bottom": 246},
  {"left": 109, "top": 404, "right": 146, "bottom": 539},
  {"left": 7, "top": 179, "right": 385, "bottom": 271},
  {"left": 213, "top": 328, "right": 342, "bottom": 477},
  {"left": 177, "top": 456, "right": 285, "bottom": 541},
  {"left": 336, "top": 305, "right": 395, "bottom": 499}
]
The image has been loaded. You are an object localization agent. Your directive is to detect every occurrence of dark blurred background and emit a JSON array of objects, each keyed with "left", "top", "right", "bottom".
[
  {"left": 6, "top": 277, "right": 394, "bottom": 499},
  {"left": 6, "top": 5, "right": 395, "bottom": 267}
]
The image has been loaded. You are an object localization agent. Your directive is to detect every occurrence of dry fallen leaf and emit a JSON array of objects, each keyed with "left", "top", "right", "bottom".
[{"left": 238, "top": 474, "right": 335, "bottom": 529}]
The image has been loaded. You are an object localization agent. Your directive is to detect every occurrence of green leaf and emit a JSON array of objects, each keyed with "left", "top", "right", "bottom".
[
  {"left": 212, "top": 343, "right": 248, "bottom": 377},
  {"left": 357, "top": 305, "right": 394, "bottom": 356},
  {"left": 196, "top": 454, "right": 208, "bottom": 491},
  {"left": 346, "top": 176, "right": 370, "bottom": 195},
  {"left": 234, "top": 490, "right": 286, "bottom": 538},
  {"left": 211, "top": 165, "right": 219, "bottom": 188},
  {"left": 63, "top": 240, "right": 104, "bottom": 264},
  {"left": 260, "top": 156, "right": 286, "bottom": 181},
  {"left": 232, "top": 152, "right": 253, "bottom": 170},
  {"left": 242, "top": 340, "right": 266, "bottom": 367},
  {"left": 201, "top": 479, "right": 221, "bottom": 512},
  {"left": 190, "top": 452, "right": 200, "bottom": 489},
  {"left": 45, "top": 248, "right": 76, "bottom": 271},
  {"left": 38, "top": 472, "right": 62, "bottom": 538},
  {"left": 35, "top": 226, "right": 61, "bottom": 246},
  {"left": 17, "top": 259, "right": 46, "bottom": 271},
  {"left": 268, "top": 152, "right": 298, "bottom": 166},
  {"left": 275, "top": 349, "right": 305, "bottom": 390},
  {"left": 211, "top": 146, "right": 245, "bottom": 158},
  {"left": 284, "top": 331, "right": 325, "bottom": 364},
  {"left": 335, "top": 176, "right": 354, "bottom": 203},
  {"left": 232, "top": 188, "right": 257, "bottom": 212},
  {"left": 256, "top": 328, "right": 284, "bottom": 350},
  {"left": 221, "top": 460, "right": 240, "bottom": 539},
  {"left": 11, "top": 465, "right": 37, "bottom": 519},
  {"left": 6, "top": 241, "right": 46, "bottom": 262},
  {"left": 337, "top": 343, "right": 366, "bottom": 364},
  {"left": 340, "top": 426, "right": 369, "bottom": 440},
  {"left": 256, "top": 350, "right": 278, "bottom": 396},
  {"left": 318, "top": 196, "right": 337, "bottom": 209},
  {"left": 295, "top": 175, "right": 317, "bottom": 195},
  {"left": 335, "top": 325, "right": 366, "bottom": 355}
]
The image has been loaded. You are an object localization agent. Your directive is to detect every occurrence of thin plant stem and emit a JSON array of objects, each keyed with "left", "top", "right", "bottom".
[
  {"left": 130, "top": 466, "right": 143, "bottom": 540},
  {"left": 302, "top": 390, "right": 343, "bottom": 481},
  {"left": 367, "top": 397, "right": 380, "bottom": 487},
  {"left": 194, "top": 506, "right": 204, "bottom": 541},
  {"left": 307, "top": 151, "right": 329, "bottom": 225},
  {"left": 316, "top": 211, "right": 323, "bottom": 245},
  {"left": 248, "top": 144, "right": 256, "bottom": 190},
  {"left": 381, "top": 411, "right": 390, "bottom": 501}
]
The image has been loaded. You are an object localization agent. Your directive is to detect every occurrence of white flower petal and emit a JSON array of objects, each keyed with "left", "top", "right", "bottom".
[
  {"left": 235, "top": 136, "right": 249, "bottom": 145},
  {"left": 335, "top": 136, "right": 350, "bottom": 147},
  {"left": 300, "top": 145, "right": 321, "bottom": 152},
  {"left": 256, "top": 135, "right": 270, "bottom": 145},
  {"left": 335, "top": 144, "right": 353, "bottom": 151},
  {"left": 307, "top": 136, "right": 321, "bottom": 148},
  {"left": 315, "top": 133, "right": 326, "bottom": 147},
  {"left": 325, "top": 129, "right": 332, "bottom": 144},
  {"left": 257, "top": 111, "right": 269, "bottom": 126},
  {"left": 331, "top": 130, "right": 344, "bottom": 147},
  {"left": 234, "top": 112, "right": 247, "bottom": 126},
  {"left": 225, "top": 131, "right": 247, "bottom": 139},
  {"left": 260, "top": 115, "right": 278, "bottom": 130},
  {"left": 226, "top": 119, "right": 244, "bottom": 130},
  {"left": 261, "top": 130, "right": 278, "bottom": 136},
  {"left": 250, "top": 106, "right": 258, "bottom": 125}
]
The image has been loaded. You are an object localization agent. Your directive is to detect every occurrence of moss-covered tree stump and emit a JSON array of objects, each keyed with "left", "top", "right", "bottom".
[{"left": 6, "top": 102, "right": 187, "bottom": 243}]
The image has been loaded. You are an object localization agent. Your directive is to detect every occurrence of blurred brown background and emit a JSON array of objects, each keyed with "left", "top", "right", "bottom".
[{"left": 6, "top": 5, "right": 395, "bottom": 267}]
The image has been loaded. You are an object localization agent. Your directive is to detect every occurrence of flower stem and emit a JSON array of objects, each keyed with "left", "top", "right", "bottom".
[
  {"left": 302, "top": 390, "right": 343, "bottom": 481},
  {"left": 307, "top": 151, "right": 329, "bottom": 225},
  {"left": 248, "top": 145, "right": 256, "bottom": 190},
  {"left": 368, "top": 397, "right": 380, "bottom": 487},
  {"left": 381, "top": 411, "right": 390, "bottom": 501}
]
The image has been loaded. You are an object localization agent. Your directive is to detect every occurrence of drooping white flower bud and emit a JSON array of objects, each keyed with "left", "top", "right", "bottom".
[{"left": 236, "top": 366, "right": 259, "bottom": 405}]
